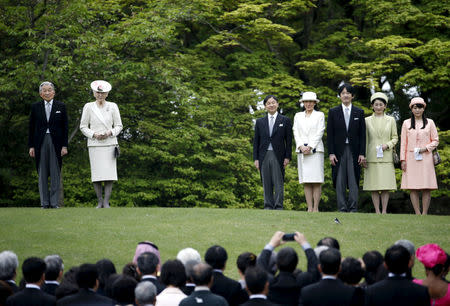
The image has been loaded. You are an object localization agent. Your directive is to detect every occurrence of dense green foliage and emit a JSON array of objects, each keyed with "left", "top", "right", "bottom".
[{"left": 0, "top": 0, "right": 448, "bottom": 211}]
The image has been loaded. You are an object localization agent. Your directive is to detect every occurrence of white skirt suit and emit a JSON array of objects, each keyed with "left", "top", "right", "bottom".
[
  {"left": 80, "top": 101, "right": 123, "bottom": 182},
  {"left": 292, "top": 110, "right": 325, "bottom": 183}
]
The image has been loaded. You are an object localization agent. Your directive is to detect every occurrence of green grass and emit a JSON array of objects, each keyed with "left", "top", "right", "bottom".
[{"left": 1, "top": 208, "right": 449, "bottom": 281}]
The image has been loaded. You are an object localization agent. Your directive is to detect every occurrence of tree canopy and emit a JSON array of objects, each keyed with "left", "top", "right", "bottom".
[{"left": 1, "top": 0, "right": 448, "bottom": 211}]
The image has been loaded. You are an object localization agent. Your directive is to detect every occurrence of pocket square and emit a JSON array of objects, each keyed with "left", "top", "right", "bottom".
[
  {"left": 279, "top": 123, "right": 283, "bottom": 127},
  {"left": 354, "top": 118, "right": 359, "bottom": 120},
  {"left": 56, "top": 111, "right": 61, "bottom": 113}
]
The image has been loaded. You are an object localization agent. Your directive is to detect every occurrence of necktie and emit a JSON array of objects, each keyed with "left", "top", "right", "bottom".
[
  {"left": 269, "top": 116, "right": 274, "bottom": 136},
  {"left": 45, "top": 102, "right": 51, "bottom": 121},
  {"left": 344, "top": 107, "right": 350, "bottom": 130}
]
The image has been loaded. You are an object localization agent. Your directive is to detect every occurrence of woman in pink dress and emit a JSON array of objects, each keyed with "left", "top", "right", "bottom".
[
  {"left": 413, "top": 244, "right": 450, "bottom": 306},
  {"left": 400, "top": 97, "right": 439, "bottom": 215}
]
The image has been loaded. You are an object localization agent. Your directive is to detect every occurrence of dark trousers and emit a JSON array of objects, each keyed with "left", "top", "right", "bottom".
[
  {"left": 336, "top": 145, "right": 358, "bottom": 212},
  {"left": 261, "top": 150, "right": 283, "bottom": 209},
  {"left": 38, "top": 134, "right": 61, "bottom": 207}
]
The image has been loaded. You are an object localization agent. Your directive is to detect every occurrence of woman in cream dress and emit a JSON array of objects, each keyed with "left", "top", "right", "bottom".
[
  {"left": 363, "top": 92, "right": 398, "bottom": 214},
  {"left": 400, "top": 97, "right": 438, "bottom": 215},
  {"left": 80, "top": 80, "right": 123, "bottom": 208},
  {"left": 292, "top": 92, "right": 325, "bottom": 212}
]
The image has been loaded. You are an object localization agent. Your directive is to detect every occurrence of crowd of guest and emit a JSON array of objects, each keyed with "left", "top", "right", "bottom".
[{"left": 1, "top": 233, "right": 448, "bottom": 306}]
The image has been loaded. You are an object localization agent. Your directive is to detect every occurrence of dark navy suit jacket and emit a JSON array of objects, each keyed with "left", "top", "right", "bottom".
[
  {"left": 327, "top": 105, "right": 366, "bottom": 187},
  {"left": 253, "top": 113, "right": 292, "bottom": 178},
  {"left": 28, "top": 100, "right": 68, "bottom": 171}
]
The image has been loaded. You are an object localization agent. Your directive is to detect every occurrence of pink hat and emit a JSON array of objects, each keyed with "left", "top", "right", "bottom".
[
  {"left": 409, "top": 97, "right": 426, "bottom": 109},
  {"left": 416, "top": 243, "right": 447, "bottom": 268},
  {"left": 132, "top": 241, "right": 160, "bottom": 264}
]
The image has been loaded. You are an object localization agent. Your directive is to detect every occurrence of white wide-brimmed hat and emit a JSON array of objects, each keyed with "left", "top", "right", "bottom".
[
  {"left": 90, "top": 80, "right": 112, "bottom": 93},
  {"left": 299, "top": 91, "right": 319, "bottom": 103}
]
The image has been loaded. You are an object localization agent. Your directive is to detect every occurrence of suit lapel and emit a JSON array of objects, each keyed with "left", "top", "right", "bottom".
[
  {"left": 48, "top": 100, "right": 58, "bottom": 124},
  {"left": 337, "top": 107, "right": 347, "bottom": 132},
  {"left": 39, "top": 100, "right": 47, "bottom": 122},
  {"left": 272, "top": 114, "right": 282, "bottom": 136}
]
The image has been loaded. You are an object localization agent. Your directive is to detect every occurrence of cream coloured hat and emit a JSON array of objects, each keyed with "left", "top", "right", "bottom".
[
  {"left": 299, "top": 91, "right": 319, "bottom": 103},
  {"left": 370, "top": 92, "right": 388, "bottom": 104},
  {"left": 90, "top": 80, "right": 112, "bottom": 93}
]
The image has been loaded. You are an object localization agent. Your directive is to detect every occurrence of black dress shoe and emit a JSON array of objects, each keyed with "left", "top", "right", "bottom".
[{"left": 41, "top": 206, "right": 50, "bottom": 209}]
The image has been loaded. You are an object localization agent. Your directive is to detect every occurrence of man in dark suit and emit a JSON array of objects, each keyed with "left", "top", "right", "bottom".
[
  {"left": 137, "top": 252, "right": 165, "bottom": 294},
  {"left": 327, "top": 83, "right": 366, "bottom": 212},
  {"left": 205, "top": 245, "right": 248, "bottom": 306},
  {"left": 299, "top": 248, "right": 355, "bottom": 306},
  {"left": 253, "top": 95, "right": 292, "bottom": 210},
  {"left": 56, "top": 263, "right": 115, "bottom": 305},
  {"left": 42, "top": 255, "right": 64, "bottom": 296},
  {"left": 0, "top": 251, "right": 19, "bottom": 293},
  {"left": 241, "top": 266, "right": 276, "bottom": 306},
  {"left": 6, "top": 257, "right": 56, "bottom": 306},
  {"left": 179, "top": 263, "right": 228, "bottom": 306},
  {"left": 365, "top": 245, "right": 430, "bottom": 306},
  {"left": 28, "top": 82, "right": 68, "bottom": 209},
  {"left": 258, "top": 231, "right": 320, "bottom": 305}
]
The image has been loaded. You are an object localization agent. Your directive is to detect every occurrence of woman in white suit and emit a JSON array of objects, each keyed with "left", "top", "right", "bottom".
[
  {"left": 80, "top": 80, "right": 123, "bottom": 208},
  {"left": 292, "top": 92, "right": 325, "bottom": 212}
]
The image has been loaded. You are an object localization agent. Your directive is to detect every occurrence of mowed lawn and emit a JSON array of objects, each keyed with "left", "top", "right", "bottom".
[{"left": 0, "top": 207, "right": 449, "bottom": 280}]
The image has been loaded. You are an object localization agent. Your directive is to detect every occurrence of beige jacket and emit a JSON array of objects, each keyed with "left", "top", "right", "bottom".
[
  {"left": 292, "top": 110, "right": 325, "bottom": 153},
  {"left": 80, "top": 101, "right": 123, "bottom": 147}
]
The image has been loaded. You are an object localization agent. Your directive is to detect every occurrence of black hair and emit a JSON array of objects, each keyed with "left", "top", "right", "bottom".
[
  {"left": 338, "top": 83, "right": 355, "bottom": 96},
  {"left": 137, "top": 252, "right": 159, "bottom": 275},
  {"left": 409, "top": 104, "right": 428, "bottom": 130},
  {"left": 317, "top": 237, "right": 340, "bottom": 250},
  {"left": 191, "top": 263, "right": 213, "bottom": 286},
  {"left": 371, "top": 98, "right": 387, "bottom": 105},
  {"left": 111, "top": 275, "right": 137, "bottom": 304},
  {"left": 76, "top": 264, "right": 98, "bottom": 289},
  {"left": 338, "top": 257, "right": 364, "bottom": 285},
  {"left": 236, "top": 252, "right": 257, "bottom": 274},
  {"left": 205, "top": 245, "right": 228, "bottom": 270},
  {"left": 263, "top": 95, "right": 278, "bottom": 105},
  {"left": 22, "top": 257, "right": 46, "bottom": 283},
  {"left": 276, "top": 247, "right": 298, "bottom": 273},
  {"left": 160, "top": 259, "right": 186, "bottom": 288},
  {"left": 122, "top": 262, "right": 139, "bottom": 281},
  {"left": 384, "top": 245, "right": 410, "bottom": 274},
  {"left": 96, "top": 259, "right": 116, "bottom": 290},
  {"left": 319, "top": 248, "right": 341, "bottom": 275},
  {"left": 362, "top": 250, "right": 384, "bottom": 285},
  {"left": 245, "top": 266, "right": 268, "bottom": 294}
]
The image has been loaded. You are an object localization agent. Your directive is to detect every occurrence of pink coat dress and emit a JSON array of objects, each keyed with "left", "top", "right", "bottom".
[{"left": 400, "top": 118, "right": 439, "bottom": 190}]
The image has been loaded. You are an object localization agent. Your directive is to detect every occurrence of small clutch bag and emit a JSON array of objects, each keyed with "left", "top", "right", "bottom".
[
  {"left": 433, "top": 150, "right": 441, "bottom": 166},
  {"left": 114, "top": 145, "right": 120, "bottom": 158}
]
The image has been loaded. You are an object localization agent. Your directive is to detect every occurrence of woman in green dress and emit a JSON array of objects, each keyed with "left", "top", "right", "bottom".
[{"left": 363, "top": 92, "right": 398, "bottom": 214}]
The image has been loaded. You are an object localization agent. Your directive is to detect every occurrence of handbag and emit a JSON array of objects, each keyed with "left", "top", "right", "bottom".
[
  {"left": 114, "top": 145, "right": 120, "bottom": 158},
  {"left": 392, "top": 146, "right": 400, "bottom": 165},
  {"left": 433, "top": 149, "right": 441, "bottom": 166}
]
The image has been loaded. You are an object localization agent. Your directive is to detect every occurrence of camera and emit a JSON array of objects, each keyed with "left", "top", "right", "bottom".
[{"left": 282, "top": 233, "right": 295, "bottom": 241}]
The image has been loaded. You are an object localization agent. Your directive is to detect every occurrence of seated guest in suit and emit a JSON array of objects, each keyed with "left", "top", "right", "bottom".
[
  {"left": 111, "top": 275, "right": 138, "bottom": 306},
  {"left": 177, "top": 248, "right": 201, "bottom": 296},
  {"left": 361, "top": 250, "right": 384, "bottom": 286},
  {"left": 6, "top": 257, "right": 56, "bottom": 306},
  {"left": 135, "top": 281, "right": 157, "bottom": 306},
  {"left": 179, "top": 263, "right": 228, "bottom": 306},
  {"left": 236, "top": 252, "right": 257, "bottom": 290},
  {"left": 56, "top": 263, "right": 114, "bottom": 305},
  {"left": 42, "top": 255, "right": 64, "bottom": 296},
  {"left": 156, "top": 259, "right": 187, "bottom": 306},
  {"left": 205, "top": 245, "right": 248, "bottom": 305},
  {"left": 241, "top": 266, "right": 276, "bottom": 306},
  {"left": 137, "top": 252, "right": 165, "bottom": 294},
  {"left": 0, "top": 251, "right": 19, "bottom": 293},
  {"left": 258, "top": 231, "right": 320, "bottom": 305},
  {"left": 365, "top": 245, "right": 430, "bottom": 306},
  {"left": 95, "top": 259, "right": 117, "bottom": 296},
  {"left": 413, "top": 243, "right": 450, "bottom": 306},
  {"left": 338, "top": 257, "right": 365, "bottom": 306},
  {"left": 299, "top": 248, "right": 355, "bottom": 306},
  {"left": 317, "top": 237, "right": 340, "bottom": 250},
  {"left": 54, "top": 267, "right": 79, "bottom": 300}
]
